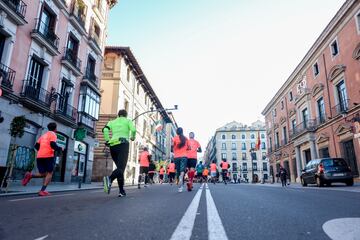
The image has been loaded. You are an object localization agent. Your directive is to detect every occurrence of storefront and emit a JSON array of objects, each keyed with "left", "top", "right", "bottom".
[
  {"left": 71, "top": 141, "right": 87, "bottom": 182},
  {"left": 53, "top": 133, "right": 68, "bottom": 182}
]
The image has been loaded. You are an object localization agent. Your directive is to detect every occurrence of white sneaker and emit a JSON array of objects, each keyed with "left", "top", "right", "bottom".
[
  {"left": 178, "top": 186, "right": 183, "bottom": 193},
  {"left": 144, "top": 184, "right": 148, "bottom": 188}
]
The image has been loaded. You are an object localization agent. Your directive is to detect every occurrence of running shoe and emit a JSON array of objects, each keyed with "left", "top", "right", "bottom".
[
  {"left": 138, "top": 183, "right": 141, "bottom": 189},
  {"left": 22, "top": 172, "right": 32, "bottom": 186},
  {"left": 144, "top": 184, "right": 148, "bottom": 188},
  {"left": 103, "top": 176, "right": 111, "bottom": 194},
  {"left": 178, "top": 186, "right": 183, "bottom": 193},
  {"left": 38, "top": 191, "right": 50, "bottom": 197},
  {"left": 118, "top": 189, "right": 126, "bottom": 197}
]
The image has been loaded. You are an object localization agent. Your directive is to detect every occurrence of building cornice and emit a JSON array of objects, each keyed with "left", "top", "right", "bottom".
[{"left": 261, "top": 0, "right": 357, "bottom": 115}]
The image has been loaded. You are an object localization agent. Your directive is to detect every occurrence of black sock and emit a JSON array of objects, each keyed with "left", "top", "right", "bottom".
[{"left": 41, "top": 185, "right": 47, "bottom": 191}]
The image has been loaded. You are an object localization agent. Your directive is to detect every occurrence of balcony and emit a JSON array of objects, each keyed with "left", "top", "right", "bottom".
[
  {"left": 54, "top": 96, "right": 78, "bottom": 127},
  {"left": 70, "top": 1, "right": 87, "bottom": 36},
  {"left": 61, "top": 49, "right": 82, "bottom": 76},
  {"left": 82, "top": 70, "right": 99, "bottom": 91},
  {"left": 0, "top": 0, "right": 27, "bottom": 25},
  {"left": 330, "top": 99, "right": 358, "bottom": 118},
  {"left": 289, "top": 119, "right": 317, "bottom": 139},
  {"left": 78, "top": 112, "right": 96, "bottom": 134},
  {"left": 53, "top": 0, "right": 67, "bottom": 9},
  {"left": 0, "top": 63, "right": 16, "bottom": 93},
  {"left": 31, "top": 19, "right": 60, "bottom": 56},
  {"left": 20, "top": 80, "right": 53, "bottom": 113},
  {"left": 88, "top": 30, "right": 102, "bottom": 55}
]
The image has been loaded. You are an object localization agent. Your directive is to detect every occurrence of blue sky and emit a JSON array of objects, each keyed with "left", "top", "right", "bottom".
[{"left": 106, "top": 0, "right": 345, "bottom": 153}]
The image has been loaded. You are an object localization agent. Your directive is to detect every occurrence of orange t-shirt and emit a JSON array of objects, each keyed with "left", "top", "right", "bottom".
[
  {"left": 187, "top": 139, "right": 201, "bottom": 159},
  {"left": 221, "top": 161, "right": 229, "bottom": 170},
  {"left": 159, "top": 168, "right": 165, "bottom": 175},
  {"left": 37, "top": 131, "right": 57, "bottom": 158},
  {"left": 173, "top": 135, "right": 189, "bottom": 158},
  {"left": 203, "top": 169, "right": 209, "bottom": 176},
  {"left": 167, "top": 163, "right": 176, "bottom": 173},
  {"left": 210, "top": 163, "right": 217, "bottom": 172},
  {"left": 139, "top": 151, "right": 150, "bottom": 167}
]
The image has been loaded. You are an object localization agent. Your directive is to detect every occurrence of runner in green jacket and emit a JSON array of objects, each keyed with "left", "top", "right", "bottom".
[{"left": 103, "top": 109, "right": 136, "bottom": 197}]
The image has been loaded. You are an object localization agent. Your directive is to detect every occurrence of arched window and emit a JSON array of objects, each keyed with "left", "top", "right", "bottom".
[
  {"left": 232, "top": 134, "right": 236, "bottom": 139},
  {"left": 222, "top": 134, "right": 226, "bottom": 140}
]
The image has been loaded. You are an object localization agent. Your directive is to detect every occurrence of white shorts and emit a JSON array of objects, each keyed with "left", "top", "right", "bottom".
[{"left": 211, "top": 172, "right": 217, "bottom": 177}]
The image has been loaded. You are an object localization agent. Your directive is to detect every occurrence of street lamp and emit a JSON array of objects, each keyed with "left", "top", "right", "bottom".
[{"left": 132, "top": 104, "right": 178, "bottom": 122}]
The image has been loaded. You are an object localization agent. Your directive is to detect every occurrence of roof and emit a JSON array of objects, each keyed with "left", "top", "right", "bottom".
[{"left": 105, "top": 46, "right": 172, "bottom": 123}]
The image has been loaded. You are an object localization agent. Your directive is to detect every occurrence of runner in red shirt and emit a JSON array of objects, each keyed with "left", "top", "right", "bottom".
[
  {"left": 220, "top": 159, "right": 230, "bottom": 185},
  {"left": 167, "top": 160, "right": 176, "bottom": 185},
  {"left": 210, "top": 161, "right": 218, "bottom": 184},
  {"left": 172, "top": 127, "right": 189, "bottom": 193},
  {"left": 138, "top": 147, "right": 151, "bottom": 189},
  {"left": 22, "top": 122, "right": 62, "bottom": 196},
  {"left": 186, "top": 132, "right": 201, "bottom": 191},
  {"left": 159, "top": 166, "right": 165, "bottom": 184}
]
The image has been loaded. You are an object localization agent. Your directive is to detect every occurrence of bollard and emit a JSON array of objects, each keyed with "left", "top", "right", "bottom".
[{"left": 78, "top": 176, "right": 82, "bottom": 189}]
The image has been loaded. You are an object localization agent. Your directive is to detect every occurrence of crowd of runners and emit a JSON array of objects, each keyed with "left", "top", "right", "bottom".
[{"left": 21, "top": 109, "right": 232, "bottom": 197}]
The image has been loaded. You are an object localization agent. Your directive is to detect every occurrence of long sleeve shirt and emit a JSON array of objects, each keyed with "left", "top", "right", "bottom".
[{"left": 103, "top": 117, "right": 136, "bottom": 146}]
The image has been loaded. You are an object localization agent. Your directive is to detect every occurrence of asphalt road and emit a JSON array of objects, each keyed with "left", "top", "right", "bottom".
[{"left": 1, "top": 183, "right": 360, "bottom": 240}]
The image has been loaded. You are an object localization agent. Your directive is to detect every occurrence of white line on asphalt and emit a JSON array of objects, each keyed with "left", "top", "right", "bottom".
[
  {"left": 9, "top": 193, "right": 74, "bottom": 202},
  {"left": 170, "top": 183, "right": 204, "bottom": 240},
  {"left": 34, "top": 235, "right": 48, "bottom": 240},
  {"left": 323, "top": 218, "right": 360, "bottom": 240},
  {"left": 206, "top": 183, "right": 229, "bottom": 240}
]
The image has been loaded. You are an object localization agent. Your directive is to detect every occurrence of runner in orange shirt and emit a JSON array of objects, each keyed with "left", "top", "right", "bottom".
[
  {"left": 220, "top": 159, "right": 230, "bottom": 185},
  {"left": 202, "top": 168, "right": 209, "bottom": 183},
  {"left": 167, "top": 160, "right": 176, "bottom": 185},
  {"left": 159, "top": 166, "right": 165, "bottom": 184},
  {"left": 172, "top": 127, "right": 189, "bottom": 193},
  {"left": 186, "top": 132, "right": 201, "bottom": 191},
  {"left": 210, "top": 161, "right": 217, "bottom": 184},
  {"left": 22, "top": 122, "right": 62, "bottom": 196},
  {"left": 138, "top": 147, "right": 151, "bottom": 189}
]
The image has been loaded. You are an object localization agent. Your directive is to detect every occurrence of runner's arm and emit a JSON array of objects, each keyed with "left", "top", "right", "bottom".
[
  {"left": 102, "top": 121, "right": 112, "bottom": 142},
  {"left": 129, "top": 120, "right": 136, "bottom": 140}
]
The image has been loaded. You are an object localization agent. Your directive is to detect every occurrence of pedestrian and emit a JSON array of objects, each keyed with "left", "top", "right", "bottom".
[
  {"left": 138, "top": 147, "right": 151, "bottom": 189},
  {"left": 22, "top": 122, "right": 63, "bottom": 196},
  {"left": 195, "top": 161, "right": 204, "bottom": 184},
  {"left": 210, "top": 161, "right": 217, "bottom": 184},
  {"left": 148, "top": 161, "right": 156, "bottom": 184},
  {"left": 159, "top": 166, "right": 165, "bottom": 184},
  {"left": 186, "top": 132, "right": 201, "bottom": 191},
  {"left": 102, "top": 109, "right": 136, "bottom": 197},
  {"left": 202, "top": 167, "right": 209, "bottom": 183},
  {"left": 220, "top": 159, "right": 230, "bottom": 185},
  {"left": 172, "top": 127, "right": 189, "bottom": 193},
  {"left": 167, "top": 160, "right": 176, "bottom": 185},
  {"left": 279, "top": 166, "right": 287, "bottom": 187}
]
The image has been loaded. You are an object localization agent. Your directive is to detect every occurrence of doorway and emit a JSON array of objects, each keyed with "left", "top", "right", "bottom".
[
  {"left": 304, "top": 149, "right": 311, "bottom": 163},
  {"left": 342, "top": 140, "right": 359, "bottom": 177}
]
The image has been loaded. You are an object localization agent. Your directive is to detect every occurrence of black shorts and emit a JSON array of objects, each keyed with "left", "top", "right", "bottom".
[
  {"left": 169, "top": 172, "right": 175, "bottom": 179},
  {"left": 140, "top": 167, "right": 149, "bottom": 174},
  {"left": 159, "top": 174, "right": 164, "bottom": 180},
  {"left": 187, "top": 158, "right": 197, "bottom": 169},
  {"left": 197, "top": 172, "right": 203, "bottom": 178},
  {"left": 37, "top": 157, "right": 55, "bottom": 174}
]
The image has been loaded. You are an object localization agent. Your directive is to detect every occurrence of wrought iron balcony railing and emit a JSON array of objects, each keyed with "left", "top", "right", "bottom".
[
  {"left": 0, "top": 63, "right": 16, "bottom": 90},
  {"left": 32, "top": 18, "right": 60, "bottom": 49},
  {"left": 331, "top": 99, "right": 353, "bottom": 117},
  {"left": 21, "top": 80, "right": 52, "bottom": 107},
  {"left": 63, "top": 48, "right": 82, "bottom": 71},
  {"left": 289, "top": 119, "right": 317, "bottom": 139},
  {"left": 55, "top": 96, "right": 77, "bottom": 121},
  {"left": 3, "top": 0, "right": 27, "bottom": 19},
  {"left": 84, "top": 69, "right": 98, "bottom": 82}
]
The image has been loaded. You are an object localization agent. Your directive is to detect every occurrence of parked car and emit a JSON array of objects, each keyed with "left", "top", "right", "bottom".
[{"left": 300, "top": 158, "right": 353, "bottom": 187}]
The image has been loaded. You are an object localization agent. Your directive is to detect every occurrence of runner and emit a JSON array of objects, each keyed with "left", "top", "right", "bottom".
[
  {"left": 167, "top": 160, "right": 176, "bottom": 185},
  {"left": 22, "top": 122, "right": 63, "bottom": 196},
  {"left": 202, "top": 167, "right": 209, "bottom": 183},
  {"left": 172, "top": 127, "right": 189, "bottom": 193},
  {"left": 195, "top": 161, "right": 204, "bottom": 184},
  {"left": 210, "top": 161, "right": 217, "bottom": 184},
  {"left": 159, "top": 166, "right": 165, "bottom": 184},
  {"left": 138, "top": 147, "right": 151, "bottom": 189},
  {"left": 102, "top": 109, "right": 136, "bottom": 197},
  {"left": 186, "top": 132, "right": 201, "bottom": 191},
  {"left": 220, "top": 159, "right": 230, "bottom": 185},
  {"left": 148, "top": 160, "right": 156, "bottom": 184}
]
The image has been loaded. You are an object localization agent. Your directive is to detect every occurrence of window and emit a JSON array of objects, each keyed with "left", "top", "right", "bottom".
[
  {"left": 253, "top": 162, "right": 257, "bottom": 171},
  {"left": 356, "top": 11, "right": 360, "bottom": 32},
  {"left": 27, "top": 56, "right": 45, "bottom": 88},
  {"left": 143, "top": 120, "right": 147, "bottom": 136},
  {"left": 263, "top": 162, "right": 268, "bottom": 171},
  {"left": 66, "top": 34, "right": 80, "bottom": 66},
  {"left": 222, "top": 135, "right": 226, "bottom": 140},
  {"left": 262, "top": 152, "right": 267, "bottom": 160},
  {"left": 78, "top": 86, "right": 100, "bottom": 127},
  {"left": 281, "top": 101, "right": 284, "bottom": 110},
  {"left": 242, "top": 163, "right": 247, "bottom": 171},
  {"left": 289, "top": 91, "right": 293, "bottom": 101},
  {"left": 85, "top": 55, "right": 96, "bottom": 81},
  {"left": 261, "top": 134, "right": 265, "bottom": 139},
  {"left": 330, "top": 39, "right": 339, "bottom": 56},
  {"left": 241, "top": 143, "right": 246, "bottom": 150},
  {"left": 124, "top": 99, "right": 129, "bottom": 113},
  {"left": 134, "top": 110, "right": 139, "bottom": 125},
  {"left": 251, "top": 142, "right": 255, "bottom": 149},
  {"left": 232, "top": 134, "right": 236, "bottom": 139},
  {"left": 275, "top": 132, "right": 279, "bottom": 148},
  {"left": 221, "top": 153, "right": 227, "bottom": 160},
  {"left": 242, "top": 152, "right": 246, "bottom": 160},
  {"left": 317, "top": 97, "right": 326, "bottom": 123},
  {"left": 39, "top": 5, "right": 56, "bottom": 38},
  {"left": 336, "top": 80, "right": 348, "bottom": 112},
  {"left": 242, "top": 134, "right": 245, "bottom": 139},
  {"left": 232, "top": 152, "right": 237, "bottom": 160},
  {"left": 313, "top": 62, "right": 320, "bottom": 76},
  {"left": 302, "top": 108, "right": 309, "bottom": 127},
  {"left": 261, "top": 142, "right": 266, "bottom": 150},
  {"left": 282, "top": 126, "right": 287, "bottom": 144},
  {"left": 251, "top": 151, "right": 257, "bottom": 160},
  {"left": 269, "top": 137, "right": 272, "bottom": 150},
  {"left": 273, "top": 108, "right": 277, "bottom": 117},
  {"left": 251, "top": 134, "right": 255, "bottom": 139},
  {"left": 291, "top": 119, "right": 296, "bottom": 134},
  {"left": 221, "top": 143, "right": 226, "bottom": 150},
  {"left": 232, "top": 163, "right": 237, "bottom": 171},
  {"left": 231, "top": 143, "right": 236, "bottom": 150}
]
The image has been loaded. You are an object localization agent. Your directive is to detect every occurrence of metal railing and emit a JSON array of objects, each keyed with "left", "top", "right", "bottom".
[
  {"left": 89, "top": 28, "right": 101, "bottom": 48},
  {"left": 84, "top": 68, "right": 97, "bottom": 82},
  {"left": 63, "top": 48, "right": 82, "bottom": 71},
  {"left": 0, "top": 63, "right": 16, "bottom": 90},
  {"left": 55, "top": 96, "right": 77, "bottom": 121},
  {"left": 71, "top": 0, "right": 86, "bottom": 28},
  {"left": 32, "top": 18, "right": 59, "bottom": 49},
  {"left": 3, "top": 0, "right": 27, "bottom": 19},
  {"left": 289, "top": 119, "right": 317, "bottom": 139},
  {"left": 21, "top": 80, "right": 51, "bottom": 107},
  {"left": 331, "top": 99, "right": 352, "bottom": 117}
]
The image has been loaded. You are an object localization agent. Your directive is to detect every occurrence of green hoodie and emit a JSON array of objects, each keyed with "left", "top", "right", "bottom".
[{"left": 103, "top": 117, "right": 136, "bottom": 146}]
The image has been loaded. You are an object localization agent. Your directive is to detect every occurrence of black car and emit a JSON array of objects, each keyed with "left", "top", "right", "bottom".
[{"left": 300, "top": 158, "right": 353, "bottom": 187}]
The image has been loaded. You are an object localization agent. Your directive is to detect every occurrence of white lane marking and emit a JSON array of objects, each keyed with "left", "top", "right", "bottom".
[
  {"left": 9, "top": 193, "right": 74, "bottom": 202},
  {"left": 34, "top": 235, "right": 48, "bottom": 240},
  {"left": 206, "top": 183, "right": 229, "bottom": 240},
  {"left": 170, "top": 183, "right": 204, "bottom": 240},
  {"left": 323, "top": 218, "right": 360, "bottom": 240}
]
